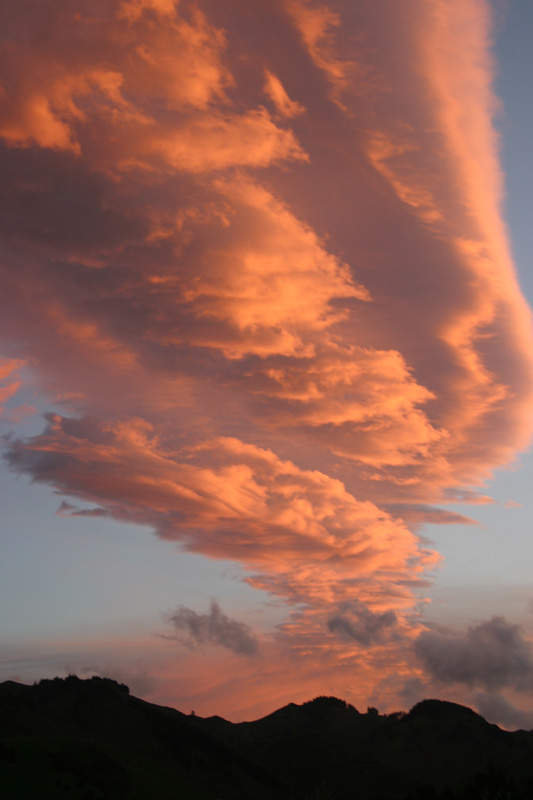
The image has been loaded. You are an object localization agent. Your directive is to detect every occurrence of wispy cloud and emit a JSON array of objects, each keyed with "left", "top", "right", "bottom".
[{"left": 57, "top": 501, "right": 109, "bottom": 518}]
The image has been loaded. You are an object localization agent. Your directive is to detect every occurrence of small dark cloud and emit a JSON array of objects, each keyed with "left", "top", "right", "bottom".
[
  {"left": 474, "top": 693, "right": 533, "bottom": 730},
  {"left": 414, "top": 616, "right": 533, "bottom": 691},
  {"left": 327, "top": 600, "right": 397, "bottom": 646},
  {"left": 57, "top": 500, "right": 109, "bottom": 518},
  {"left": 168, "top": 600, "right": 259, "bottom": 656}
]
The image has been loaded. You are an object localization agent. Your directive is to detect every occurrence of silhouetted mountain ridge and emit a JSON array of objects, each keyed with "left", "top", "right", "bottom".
[
  {"left": 406, "top": 698, "right": 481, "bottom": 720},
  {"left": 1, "top": 676, "right": 533, "bottom": 799}
]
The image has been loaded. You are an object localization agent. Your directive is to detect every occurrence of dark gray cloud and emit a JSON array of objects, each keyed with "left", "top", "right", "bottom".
[
  {"left": 57, "top": 501, "right": 109, "bottom": 518},
  {"left": 327, "top": 600, "right": 398, "bottom": 646},
  {"left": 168, "top": 600, "right": 258, "bottom": 656},
  {"left": 474, "top": 693, "right": 533, "bottom": 731},
  {"left": 414, "top": 616, "right": 533, "bottom": 691}
]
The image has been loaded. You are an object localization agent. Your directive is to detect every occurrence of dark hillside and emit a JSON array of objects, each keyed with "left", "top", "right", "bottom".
[
  {"left": 192, "top": 696, "right": 416, "bottom": 798},
  {"left": 367, "top": 699, "right": 533, "bottom": 797},
  {"left": 0, "top": 676, "right": 286, "bottom": 800},
  {"left": 1, "top": 678, "right": 533, "bottom": 799}
]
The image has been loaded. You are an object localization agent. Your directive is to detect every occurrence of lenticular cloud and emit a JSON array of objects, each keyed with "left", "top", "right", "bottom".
[{"left": 1, "top": 0, "right": 533, "bottom": 686}]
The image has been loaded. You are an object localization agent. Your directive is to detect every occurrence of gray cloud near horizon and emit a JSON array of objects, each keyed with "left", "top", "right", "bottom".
[
  {"left": 168, "top": 600, "right": 259, "bottom": 657},
  {"left": 414, "top": 616, "right": 533, "bottom": 692}
]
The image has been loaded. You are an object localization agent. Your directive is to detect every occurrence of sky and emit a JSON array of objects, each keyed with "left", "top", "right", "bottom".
[{"left": 1, "top": 0, "right": 533, "bottom": 729}]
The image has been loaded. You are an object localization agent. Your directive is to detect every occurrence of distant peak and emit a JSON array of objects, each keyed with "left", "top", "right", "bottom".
[
  {"left": 303, "top": 696, "right": 359, "bottom": 713},
  {"left": 407, "top": 699, "right": 481, "bottom": 720}
]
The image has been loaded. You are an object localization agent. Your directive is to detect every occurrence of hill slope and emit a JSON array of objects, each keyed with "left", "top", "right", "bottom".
[{"left": 1, "top": 677, "right": 533, "bottom": 799}]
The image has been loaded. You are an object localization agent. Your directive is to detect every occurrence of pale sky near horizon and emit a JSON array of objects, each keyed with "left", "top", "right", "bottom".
[{"left": 1, "top": 0, "right": 533, "bottom": 728}]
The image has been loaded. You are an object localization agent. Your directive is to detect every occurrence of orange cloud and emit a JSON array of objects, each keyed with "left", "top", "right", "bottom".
[
  {"left": 0, "top": 1, "right": 303, "bottom": 176},
  {"left": 7, "top": 415, "right": 434, "bottom": 612},
  {"left": 118, "top": 0, "right": 179, "bottom": 22},
  {"left": 0, "top": 358, "right": 26, "bottom": 413},
  {"left": 264, "top": 70, "right": 306, "bottom": 118},
  {"left": 285, "top": 0, "right": 351, "bottom": 96},
  {"left": 241, "top": 346, "right": 446, "bottom": 467},
  {"left": 147, "top": 108, "right": 307, "bottom": 173},
  {"left": 145, "top": 178, "right": 366, "bottom": 357}
]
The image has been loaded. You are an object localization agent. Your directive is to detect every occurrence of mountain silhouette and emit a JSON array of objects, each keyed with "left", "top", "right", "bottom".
[{"left": 1, "top": 677, "right": 533, "bottom": 799}]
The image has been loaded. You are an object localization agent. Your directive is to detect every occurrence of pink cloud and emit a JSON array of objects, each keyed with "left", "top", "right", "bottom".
[
  {"left": 504, "top": 499, "right": 522, "bottom": 510},
  {"left": 7, "top": 415, "right": 435, "bottom": 616},
  {"left": 0, "top": 357, "right": 25, "bottom": 386},
  {"left": 0, "top": 358, "right": 30, "bottom": 422},
  {"left": 263, "top": 70, "right": 306, "bottom": 118}
]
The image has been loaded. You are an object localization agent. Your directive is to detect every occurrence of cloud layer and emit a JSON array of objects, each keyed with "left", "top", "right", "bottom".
[{"left": 1, "top": 0, "right": 533, "bottom": 711}]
